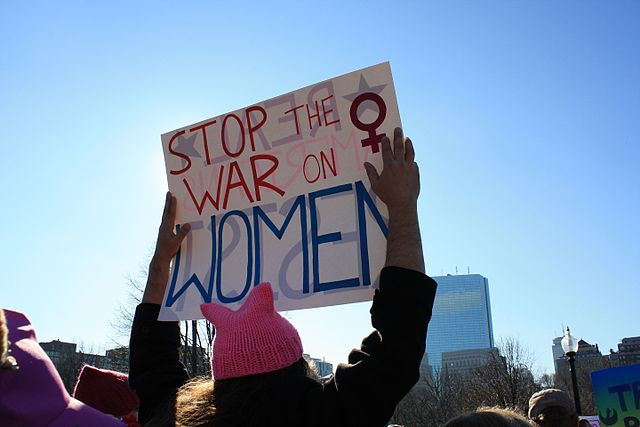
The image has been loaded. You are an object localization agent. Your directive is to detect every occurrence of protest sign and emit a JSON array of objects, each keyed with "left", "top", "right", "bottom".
[
  {"left": 581, "top": 415, "right": 600, "bottom": 427},
  {"left": 591, "top": 364, "right": 640, "bottom": 427},
  {"left": 159, "top": 62, "right": 401, "bottom": 320}
]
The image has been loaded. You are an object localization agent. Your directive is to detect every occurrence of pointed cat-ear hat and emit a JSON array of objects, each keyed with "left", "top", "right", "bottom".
[{"left": 200, "top": 283, "right": 303, "bottom": 380}]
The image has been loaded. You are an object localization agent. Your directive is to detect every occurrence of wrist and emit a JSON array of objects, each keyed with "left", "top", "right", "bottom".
[
  {"left": 386, "top": 198, "right": 418, "bottom": 213},
  {"left": 388, "top": 204, "right": 419, "bottom": 223},
  {"left": 143, "top": 256, "right": 172, "bottom": 304}
]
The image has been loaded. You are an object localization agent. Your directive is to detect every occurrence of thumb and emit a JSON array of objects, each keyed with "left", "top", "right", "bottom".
[
  {"left": 176, "top": 223, "right": 191, "bottom": 244},
  {"left": 363, "top": 162, "right": 379, "bottom": 186}
]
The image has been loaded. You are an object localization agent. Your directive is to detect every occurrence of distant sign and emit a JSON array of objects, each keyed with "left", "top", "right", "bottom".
[
  {"left": 591, "top": 364, "right": 640, "bottom": 427},
  {"left": 159, "top": 62, "right": 401, "bottom": 320},
  {"left": 581, "top": 415, "right": 600, "bottom": 427}
]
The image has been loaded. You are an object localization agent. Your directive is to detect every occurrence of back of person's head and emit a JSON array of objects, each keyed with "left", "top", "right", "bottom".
[
  {"left": 528, "top": 389, "right": 578, "bottom": 427},
  {"left": 443, "top": 407, "right": 532, "bottom": 427},
  {"left": 156, "top": 283, "right": 319, "bottom": 427},
  {"left": 175, "top": 358, "right": 318, "bottom": 426}
]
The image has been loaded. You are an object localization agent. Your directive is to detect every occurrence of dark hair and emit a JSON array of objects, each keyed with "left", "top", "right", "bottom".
[
  {"left": 174, "top": 358, "right": 319, "bottom": 427},
  {"left": 530, "top": 406, "right": 578, "bottom": 427},
  {"left": 443, "top": 407, "right": 532, "bottom": 427}
]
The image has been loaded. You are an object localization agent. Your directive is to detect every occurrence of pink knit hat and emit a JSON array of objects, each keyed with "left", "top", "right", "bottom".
[
  {"left": 200, "top": 283, "right": 303, "bottom": 380},
  {"left": 73, "top": 365, "right": 140, "bottom": 417}
]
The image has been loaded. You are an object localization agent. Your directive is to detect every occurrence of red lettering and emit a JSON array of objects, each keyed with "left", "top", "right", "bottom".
[
  {"left": 307, "top": 81, "right": 335, "bottom": 137},
  {"left": 245, "top": 106, "right": 267, "bottom": 152},
  {"left": 168, "top": 130, "right": 191, "bottom": 175},
  {"left": 319, "top": 147, "right": 337, "bottom": 178},
  {"left": 321, "top": 95, "right": 340, "bottom": 126},
  {"left": 306, "top": 100, "right": 321, "bottom": 130},
  {"left": 280, "top": 142, "right": 307, "bottom": 188},
  {"left": 182, "top": 165, "right": 225, "bottom": 214},
  {"left": 330, "top": 130, "right": 363, "bottom": 166},
  {"left": 223, "top": 161, "right": 254, "bottom": 209},
  {"left": 221, "top": 114, "right": 246, "bottom": 158},
  {"left": 265, "top": 94, "right": 303, "bottom": 147},
  {"left": 303, "top": 154, "right": 321, "bottom": 184},
  {"left": 283, "top": 104, "right": 304, "bottom": 135},
  {"left": 250, "top": 154, "right": 285, "bottom": 201},
  {"left": 189, "top": 120, "right": 217, "bottom": 165},
  {"left": 330, "top": 130, "right": 357, "bottom": 152}
]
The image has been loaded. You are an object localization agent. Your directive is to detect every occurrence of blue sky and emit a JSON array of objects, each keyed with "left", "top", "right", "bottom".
[{"left": 1, "top": 1, "right": 638, "bottom": 375}]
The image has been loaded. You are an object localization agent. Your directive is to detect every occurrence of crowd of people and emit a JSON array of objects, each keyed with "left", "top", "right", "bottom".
[{"left": 1, "top": 128, "right": 590, "bottom": 426}]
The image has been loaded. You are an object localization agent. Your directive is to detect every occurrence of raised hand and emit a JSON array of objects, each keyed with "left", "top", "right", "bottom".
[
  {"left": 364, "top": 127, "right": 420, "bottom": 212},
  {"left": 153, "top": 192, "right": 191, "bottom": 264},
  {"left": 142, "top": 192, "right": 191, "bottom": 304},
  {"left": 364, "top": 127, "right": 424, "bottom": 273}
]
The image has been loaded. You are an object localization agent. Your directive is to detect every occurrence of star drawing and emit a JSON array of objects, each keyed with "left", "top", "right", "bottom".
[{"left": 343, "top": 75, "right": 387, "bottom": 101}]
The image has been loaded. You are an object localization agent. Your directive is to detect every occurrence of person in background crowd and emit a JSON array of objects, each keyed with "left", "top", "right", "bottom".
[
  {"left": 0, "top": 309, "right": 18, "bottom": 372},
  {"left": 73, "top": 364, "right": 140, "bottom": 420},
  {"left": 129, "top": 127, "right": 438, "bottom": 426},
  {"left": 0, "top": 308, "right": 127, "bottom": 426},
  {"left": 443, "top": 406, "right": 532, "bottom": 427},
  {"left": 528, "top": 388, "right": 579, "bottom": 427}
]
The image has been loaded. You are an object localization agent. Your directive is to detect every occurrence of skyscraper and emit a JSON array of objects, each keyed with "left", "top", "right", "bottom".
[
  {"left": 424, "top": 274, "right": 495, "bottom": 373},
  {"left": 552, "top": 336, "right": 564, "bottom": 361}
]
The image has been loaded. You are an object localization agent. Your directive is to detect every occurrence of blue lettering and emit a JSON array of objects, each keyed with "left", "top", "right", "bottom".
[
  {"left": 165, "top": 220, "right": 216, "bottom": 306},
  {"left": 309, "top": 183, "right": 360, "bottom": 292},
  {"left": 216, "top": 211, "right": 253, "bottom": 303},
  {"left": 253, "top": 195, "right": 309, "bottom": 292},
  {"left": 164, "top": 181, "right": 388, "bottom": 308},
  {"left": 355, "top": 180, "right": 388, "bottom": 286}
]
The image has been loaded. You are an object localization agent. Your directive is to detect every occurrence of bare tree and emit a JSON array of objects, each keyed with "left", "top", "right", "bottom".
[
  {"left": 110, "top": 272, "right": 146, "bottom": 345},
  {"left": 49, "top": 342, "right": 104, "bottom": 394},
  {"left": 465, "top": 337, "right": 540, "bottom": 412},
  {"left": 538, "top": 372, "right": 556, "bottom": 389},
  {"left": 391, "top": 337, "right": 545, "bottom": 426},
  {"left": 391, "top": 367, "right": 468, "bottom": 426},
  {"left": 53, "top": 347, "right": 86, "bottom": 393},
  {"left": 555, "top": 365, "right": 597, "bottom": 415},
  {"left": 111, "top": 260, "right": 214, "bottom": 377}
]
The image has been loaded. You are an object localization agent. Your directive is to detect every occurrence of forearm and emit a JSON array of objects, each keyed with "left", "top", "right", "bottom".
[
  {"left": 385, "top": 204, "right": 424, "bottom": 273},
  {"left": 328, "top": 267, "right": 436, "bottom": 426},
  {"left": 129, "top": 303, "right": 188, "bottom": 423},
  {"left": 142, "top": 256, "right": 171, "bottom": 304},
  {"left": 142, "top": 192, "right": 191, "bottom": 305}
]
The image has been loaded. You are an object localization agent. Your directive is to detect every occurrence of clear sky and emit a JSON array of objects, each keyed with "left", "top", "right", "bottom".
[{"left": 1, "top": 1, "right": 638, "bottom": 375}]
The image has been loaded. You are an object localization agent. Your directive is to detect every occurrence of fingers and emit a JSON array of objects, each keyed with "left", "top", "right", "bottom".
[
  {"left": 393, "top": 127, "right": 405, "bottom": 160},
  {"left": 175, "top": 222, "right": 191, "bottom": 245},
  {"left": 166, "top": 194, "right": 190, "bottom": 244},
  {"left": 405, "top": 137, "right": 415, "bottom": 162},
  {"left": 153, "top": 192, "right": 189, "bottom": 263},
  {"left": 381, "top": 135, "right": 393, "bottom": 167},
  {"left": 363, "top": 162, "right": 380, "bottom": 185},
  {"left": 160, "top": 193, "right": 177, "bottom": 232},
  {"left": 168, "top": 194, "right": 177, "bottom": 224},
  {"left": 161, "top": 191, "right": 171, "bottom": 224}
]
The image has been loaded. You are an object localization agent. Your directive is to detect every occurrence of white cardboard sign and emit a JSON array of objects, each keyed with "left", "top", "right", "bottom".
[{"left": 159, "top": 62, "right": 401, "bottom": 320}]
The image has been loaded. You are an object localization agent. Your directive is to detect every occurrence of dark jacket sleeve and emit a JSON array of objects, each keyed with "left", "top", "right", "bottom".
[
  {"left": 321, "top": 266, "right": 437, "bottom": 427},
  {"left": 128, "top": 303, "right": 189, "bottom": 424}
]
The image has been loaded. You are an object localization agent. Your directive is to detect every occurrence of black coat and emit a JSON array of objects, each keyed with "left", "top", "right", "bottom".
[{"left": 129, "top": 266, "right": 437, "bottom": 426}]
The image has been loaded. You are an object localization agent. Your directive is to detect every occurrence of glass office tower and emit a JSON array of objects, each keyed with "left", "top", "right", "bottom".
[{"left": 425, "top": 274, "right": 495, "bottom": 373}]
